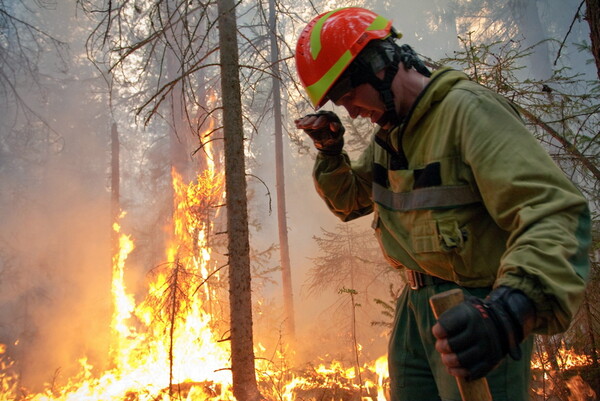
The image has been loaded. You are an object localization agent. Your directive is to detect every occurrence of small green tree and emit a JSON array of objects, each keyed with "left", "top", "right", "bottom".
[
  {"left": 307, "top": 223, "right": 403, "bottom": 365},
  {"left": 307, "top": 224, "right": 394, "bottom": 300}
]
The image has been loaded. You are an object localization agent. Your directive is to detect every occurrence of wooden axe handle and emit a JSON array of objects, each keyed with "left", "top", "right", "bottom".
[{"left": 430, "top": 289, "right": 493, "bottom": 401}]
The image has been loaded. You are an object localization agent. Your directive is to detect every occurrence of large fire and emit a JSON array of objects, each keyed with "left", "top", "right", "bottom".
[
  {"left": 0, "top": 143, "right": 592, "bottom": 400},
  {"left": 0, "top": 163, "right": 389, "bottom": 400}
]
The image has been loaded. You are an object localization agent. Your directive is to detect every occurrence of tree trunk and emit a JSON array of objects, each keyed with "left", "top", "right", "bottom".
[
  {"left": 217, "top": 1, "right": 262, "bottom": 400},
  {"left": 583, "top": 293, "right": 599, "bottom": 367},
  {"left": 269, "top": 0, "right": 296, "bottom": 341},
  {"left": 110, "top": 121, "right": 120, "bottom": 257},
  {"left": 110, "top": 121, "right": 120, "bottom": 222},
  {"left": 166, "top": 1, "right": 193, "bottom": 182},
  {"left": 432, "top": 0, "right": 460, "bottom": 55},
  {"left": 586, "top": 0, "right": 600, "bottom": 79},
  {"left": 168, "top": 260, "right": 180, "bottom": 397},
  {"left": 583, "top": 290, "right": 600, "bottom": 396},
  {"left": 511, "top": 0, "right": 552, "bottom": 79}
]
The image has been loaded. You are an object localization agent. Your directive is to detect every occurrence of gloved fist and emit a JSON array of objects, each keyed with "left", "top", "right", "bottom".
[
  {"left": 294, "top": 111, "right": 345, "bottom": 155},
  {"left": 432, "top": 286, "right": 536, "bottom": 380}
]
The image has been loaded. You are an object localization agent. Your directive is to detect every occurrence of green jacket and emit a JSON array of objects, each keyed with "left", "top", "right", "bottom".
[{"left": 313, "top": 67, "right": 591, "bottom": 334}]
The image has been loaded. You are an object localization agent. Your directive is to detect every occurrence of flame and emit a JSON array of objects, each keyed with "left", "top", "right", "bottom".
[
  {"left": 566, "top": 375, "right": 597, "bottom": 401},
  {"left": 106, "top": 167, "right": 232, "bottom": 399},
  {"left": 0, "top": 344, "right": 18, "bottom": 397},
  {"left": 0, "top": 85, "right": 391, "bottom": 399},
  {"left": 19, "top": 156, "right": 598, "bottom": 401},
  {"left": 530, "top": 342, "right": 596, "bottom": 401},
  {"left": 367, "top": 355, "right": 389, "bottom": 401},
  {"left": 277, "top": 355, "right": 389, "bottom": 401},
  {"left": 0, "top": 167, "right": 234, "bottom": 401},
  {"left": 111, "top": 216, "right": 136, "bottom": 354},
  {"left": 531, "top": 342, "right": 593, "bottom": 371},
  {"left": 0, "top": 151, "right": 391, "bottom": 399}
]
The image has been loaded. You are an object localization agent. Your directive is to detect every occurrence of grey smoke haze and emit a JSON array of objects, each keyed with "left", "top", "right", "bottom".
[{"left": 0, "top": 0, "right": 595, "bottom": 393}]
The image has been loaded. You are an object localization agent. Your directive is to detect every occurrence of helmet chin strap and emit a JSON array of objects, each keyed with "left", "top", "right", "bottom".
[
  {"left": 372, "top": 43, "right": 432, "bottom": 128},
  {"left": 367, "top": 49, "right": 401, "bottom": 128}
]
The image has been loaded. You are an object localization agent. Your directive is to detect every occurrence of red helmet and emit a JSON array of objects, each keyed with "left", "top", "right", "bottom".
[{"left": 295, "top": 7, "right": 398, "bottom": 108}]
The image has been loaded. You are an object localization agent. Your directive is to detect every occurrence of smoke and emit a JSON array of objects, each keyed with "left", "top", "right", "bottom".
[
  {"left": 0, "top": 0, "right": 595, "bottom": 394},
  {"left": 0, "top": 2, "right": 116, "bottom": 388},
  {"left": 0, "top": 138, "right": 113, "bottom": 389}
]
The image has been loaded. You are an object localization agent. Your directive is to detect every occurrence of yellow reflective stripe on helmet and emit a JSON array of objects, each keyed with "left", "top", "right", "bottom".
[
  {"left": 306, "top": 50, "right": 353, "bottom": 106},
  {"left": 366, "top": 15, "right": 389, "bottom": 31},
  {"left": 310, "top": 9, "right": 339, "bottom": 60}
]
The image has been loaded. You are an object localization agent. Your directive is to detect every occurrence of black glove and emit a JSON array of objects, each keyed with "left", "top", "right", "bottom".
[
  {"left": 297, "top": 111, "right": 345, "bottom": 155},
  {"left": 437, "top": 286, "right": 536, "bottom": 380}
]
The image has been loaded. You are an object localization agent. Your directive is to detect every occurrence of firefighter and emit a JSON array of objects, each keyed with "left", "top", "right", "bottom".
[{"left": 294, "top": 7, "right": 591, "bottom": 401}]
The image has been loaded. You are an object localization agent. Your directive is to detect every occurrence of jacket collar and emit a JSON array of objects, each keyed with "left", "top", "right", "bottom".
[
  {"left": 403, "top": 67, "right": 469, "bottom": 133},
  {"left": 374, "top": 67, "right": 470, "bottom": 157}
]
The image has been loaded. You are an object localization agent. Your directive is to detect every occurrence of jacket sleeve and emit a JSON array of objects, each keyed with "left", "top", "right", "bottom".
[
  {"left": 456, "top": 88, "right": 591, "bottom": 334},
  {"left": 312, "top": 142, "right": 375, "bottom": 222}
]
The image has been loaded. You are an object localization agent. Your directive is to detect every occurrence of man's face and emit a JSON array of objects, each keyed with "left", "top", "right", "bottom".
[{"left": 333, "top": 82, "right": 388, "bottom": 127}]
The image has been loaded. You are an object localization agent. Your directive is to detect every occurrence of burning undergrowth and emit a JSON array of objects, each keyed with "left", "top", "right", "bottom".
[
  {"left": 0, "top": 165, "right": 392, "bottom": 401},
  {"left": 0, "top": 161, "right": 595, "bottom": 401}
]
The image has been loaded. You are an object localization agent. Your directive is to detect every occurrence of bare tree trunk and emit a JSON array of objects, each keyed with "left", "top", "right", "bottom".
[
  {"left": 168, "top": 259, "right": 181, "bottom": 397},
  {"left": 217, "top": 1, "right": 262, "bottom": 400},
  {"left": 511, "top": 0, "right": 552, "bottom": 79},
  {"left": 109, "top": 120, "right": 121, "bottom": 363},
  {"left": 583, "top": 293, "right": 599, "bottom": 367},
  {"left": 110, "top": 121, "right": 120, "bottom": 228},
  {"left": 432, "top": 0, "right": 460, "bottom": 54},
  {"left": 586, "top": 0, "right": 600, "bottom": 79},
  {"left": 582, "top": 291, "right": 600, "bottom": 396},
  {"left": 268, "top": 0, "right": 296, "bottom": 341},
  {"left": 166, "top": 0, "right": 193, "bottom": 182},
  {"left": 169, "top": 81, "right": 192, "bottom": 182}
]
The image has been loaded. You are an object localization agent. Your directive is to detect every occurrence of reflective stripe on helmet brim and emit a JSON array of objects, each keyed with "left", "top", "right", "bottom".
[{"left": 306, "top": 50, "right": 353, "bottom": 107}]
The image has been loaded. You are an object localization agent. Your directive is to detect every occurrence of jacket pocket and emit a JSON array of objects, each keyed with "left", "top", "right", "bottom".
[
  {"left": 411, "top": 218, "right": 466, "bottom": 253},
  {"left": 437, "top": 218, "right": 466, "bottom": 251},
  {"left": 409, "top": 217, "right": 468, "bottom": 280}
]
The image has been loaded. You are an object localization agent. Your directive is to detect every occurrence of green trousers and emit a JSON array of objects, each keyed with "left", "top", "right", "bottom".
[{"left": 388, "top": 281, "right": 533, "bottom": 401}]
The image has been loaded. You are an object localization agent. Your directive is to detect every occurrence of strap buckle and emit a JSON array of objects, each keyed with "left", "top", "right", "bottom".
[{"left": 406, "top": 269, "right": 424, "bottom": 290}]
